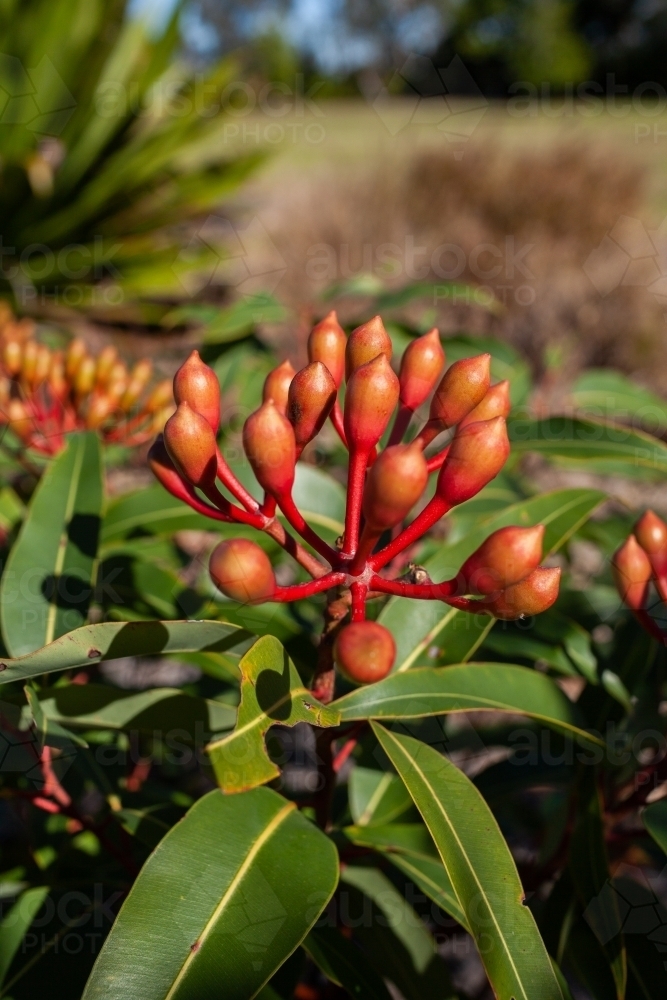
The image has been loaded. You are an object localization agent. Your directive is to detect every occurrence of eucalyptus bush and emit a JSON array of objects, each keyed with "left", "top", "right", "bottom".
[{"left": 0, "top": 310, "right": 666, "bottom": 997}]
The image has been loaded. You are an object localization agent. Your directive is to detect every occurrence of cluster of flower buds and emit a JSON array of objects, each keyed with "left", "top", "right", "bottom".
[
  {"left": 151, "top": 315, "right": 560, "bottom": 695},
  {"left": 613, "top": 510, "right": 667, "bottom": 643},
  {"left": 0, "top": 321, "right": 173, "bottom": 456}
]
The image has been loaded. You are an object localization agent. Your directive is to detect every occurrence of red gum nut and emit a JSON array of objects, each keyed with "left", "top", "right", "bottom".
[
  {"left": 437, "top": 416, "right": 510, "bottom": 506},
  {"left": 429, "top": 354, "right": 491, "bottom": 428},
  {"left": 163, "top": 402, "right": 217, "bottom": 487},
  {"left": 263, "top": 360, "right": 296, "bottom": 414},
  {"left": 399, "top": 328, "right": 445, "bottom": 411},
  {"left": 460, "top": 380, "right": 511, "bottom": 429},
  {"left": 344, "top": 354, "right": 400, "bottom": 452},
  {"left": 345, "top": 315, "right": 392, "bottom": 380},
  {"left": 308, "top": 311, "right": 346, "bottom": 387},
  {"left": 635, "top": 510, "right": 667, "bottom": 571},
  {"left": 209, "top": 538, "right": 276, "bottom": 604},
  {"left": 334, "top": 621, "right": 396, "bottom": 684},
  {"left": 459, "top": 525, "right": 545, "bottom": 595},
  {"left": 173, "top": 350, "right": 221, "bottom": 432},
  {"left": 287, "top": 361, "right": 337, "bottom": 447},
  {"left": 612, "top": 535, "right": 652, "bottom": 610},
  {"left": 481, "top": 567, "right": 561, "bottom": 620},
  {"left": 243, "top": 399, "right": 297, "bottom": 496},
  {"left": 362, "top": 442, "right": 429, "bottom": 532}
]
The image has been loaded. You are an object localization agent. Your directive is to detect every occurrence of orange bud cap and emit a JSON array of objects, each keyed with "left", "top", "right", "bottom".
[
  {"left": 173, "top": 350, "right": 220, "bottom": 431},
  {"left": 163, "top": 401, "right": 217, "bottom": 487},
  {"left": 344, "top": 354, "right": 400, "bottom": 451},
  {"left": 262, "top": 360, "right": 296, "bottom": 414},
  {"left": 209, "top": 538, "right": 276, "bottom": 604},
  {"left": 399, "top": 328, "right": 444, "bottom": 411},
  {"left": 287, "top": 361, "right": 337, "bottom": 447},
  {"left": 243, "top": 399, "right": 296, "bottom": 496},
  {"left": 145, "top": 379, "right": 174, "bottom": 414},
  {"left": 21, "top": 340, "right": 37, "bottom": 385},
  {"left": 95, "top": 345, "right": 118, "bottom": 386},
  {"left": 345, "top": 315, "right": 392, "bottom": 379},
  {"left": 74, "top": 356, "right": 96, "bottom": 397},
  {"left": 612, "top": 534, "right": 652, "bottom": 610},
  {"left": 7, "top": 398, "right": 33, "bottom": 442},
  {"left": 86, "top": 394, "right": 115, "bottom": 430},
  {"left": 65, "top": 338, "right": 87, "bottom": 379},
  {"left": 308, "top": 311, "right": 346, "bottom": 387},
  {"left": 362, "top": 442, "right": 429, "bottom": 532},
  {"left": 482, "top": 567, "right": 561, "bottom": 620},
  {"left": 460, "top": 380, "right": 511, "bottom": 428},
  {"left": 437, "top": 416, "right": 509, "bottom": 506},
  {"left": 459, "top": 524, "right": 545, "bottom": 595},
  {"left": 429, "top": 354, "right": 491, "bottom": 428},
  {"left": 334, "top": 621, "right": 396, "bottom": 684},
  {"left": 3, "top": 340, "right": 21, "bottom": 377},
  {"left": 635, "top": 510, "right": 667, "bottom": 556}
]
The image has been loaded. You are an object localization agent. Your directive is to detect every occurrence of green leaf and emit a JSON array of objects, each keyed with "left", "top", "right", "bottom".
[
  {"left": 304, "top": 926, "right": 393, "bottom": 999},
  {"left": 0, "top": 620, "right": 254, "bottom": 687},
  {"left": 569, "top": 776, "right": 626, "bottom": 999},
  {"left": 206, "top": 636, "right": 340, "bottom": 793},
  {"left": 509, "top": 416, "right": 667, "bottom": 475},
  {"left": 291, "top": 464, "right": 345, "bottom": 537},
  {"left": 348, "top": 767, "right": 414, "bottom": 826},
  {"left": 200, "top": 295, "right": 288, "bottom": 344},
  {"left": 381, "top": 489, "right": 604, "bottom": 672},
  {"left": 643, "top": 800, "right": 667, "bottom": 854},
  {"left": 101, "top": 486, "right": 229, "bottom": 542},
  {"left": 0, "top": 433, "right": 103, "bottom": 656},
  {"left": 373, "top": 724, "right": 565, "bottom": 1000},
  {"left": 32, "top": 684, "right": 235, "bottom": 739},
  {"left": 0, "top": 886, "right": 49, "bottom": 986},
  {"left": 343, "top": 823, "right": 468, "bottom": 930},
  {"left": 570, "top": 369, "right": 667, "bottom": 432},
  {"left": 334, "top": 663, "right": 603, "bottom": 747},
  {"left": 82, "top": 787, "right": 338, "bottom": 1000}
]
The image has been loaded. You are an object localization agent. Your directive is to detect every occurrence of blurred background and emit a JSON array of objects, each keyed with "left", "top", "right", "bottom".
[{"left": 1, "top": 0, "right": 667, "bottom": 390}]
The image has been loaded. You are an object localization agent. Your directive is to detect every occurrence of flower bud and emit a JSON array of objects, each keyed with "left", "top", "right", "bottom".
[
  {"left": 48, "top": 353, "right": 67, "bottom": 401},
  {"left": 7, "top": 398, "right": 33, "bottom": 443},
  {"left": 173, "top": 350, "right": 220, "bottom": 432},
  {"left": 33, "top": 344, "right": 51, "bottom": 388},
  {"left": 148, "top": 435, "right": 186, "bottom": 495},
  {"left": 334, "top": 621, "right": 396, "bottom": 684},
  {"left": 460, "top": 380, "right": 511, "bottom": 428},
  {"left": 481, "top": 567, "right": 561, "bottom": 620},
  {"left": 429, "top": 354, "right": 491, "bottom": 428},
  {"left": 345, "top": 315, "right": 392, "bottom": 380},
  {"left": 74, "top": 356, "right": 96, "bottom": 397},
  {"left": 95, "top": 345, "right": 118, "bottom": 386},
  {"left": 66, "top": 338, "right": 87, "bottom": 379},
  {"left": 164, "top": 401, "right": 217, "bottom": 487},
  {"left": 3, "top": 339, "right": 21, "bottom": 377},
  {"left": 243, "top": 399, "right": 296, "bottom": 496},
  {"left": 437, "top": 416, "right": 509, "bottom": 506},
  {"left": 209, "top": 538, "right": 276, "bottom": 604},
  {"left": 145, "top": 379, "right": 174, "bottom": 414},
  {"left": 635, "top": 510, "right": 667, "bottom": 561},
  {"left": 21, "top": 340, "right": 37, "bottom": 385},
  {"left": 612, "top": 535, "right": 652, "bottom": 611},
  {"left": 344, "top": 354, "right": 400, "bottom": 452},
  {"left": 308, "top": 311, "right": 346, "bottom": 387},
  {"left": 399, "top": 329, "right": 444, "bottom": 411},
  {"left": 85, "top": 394, "right": 115, "bottom": 430},
  {"left": 362, "top": 442, "right": 428, "bottom": 532},
  {"left": 459, "top": 525, "right": 545, "bottom": 595},
  {"left": 263, "top": 360, "right": 295, "bottom": 414},
  {"left": 287, "top": 361, "right": 337, "bottom": 447}
]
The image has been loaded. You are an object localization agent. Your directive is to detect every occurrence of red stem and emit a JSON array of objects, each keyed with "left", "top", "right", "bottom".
[
  {"left": 216, "top": 447, "right": 260, "bottom": 512},
  {"left": 276, "top": 491, "right": 339, "bottom": 564},
  {"left": 330, "top": 400, "right": 348, "bottom": 448},
  {"left": 272, "top": 572, "right": 346, "bottom": 602},
  {"left": 350, "top": 582, "right": 367, "bottom": 621},
  {"left": 370, "top": 495, "right": 450, "bottom": 571},
  {"left": 200, "top": 481, "right": 265, "bottom": 528},
  {"left": 634, "top": 609, "right": 666, "bottom": 644},
  {"left": 388, "top": 404, "right": 413, "bottom": 446},
  {"left": 427, "top": 444, "right": 450, "bottom": 473},
  {"left": 413, "top": 418, "right": 443, "bottom": 450},
  {"left": 342, "top": 448, "right": 369, "bottom": 558},
  {"left": 369, "top": 574, "right": 456, "bottom": 600},
  {"left": 349, "top": 526, "right": 381, "bottom": 576}
]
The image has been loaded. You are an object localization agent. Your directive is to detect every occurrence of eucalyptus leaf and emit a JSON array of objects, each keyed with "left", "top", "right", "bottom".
[
  {"left": 304, "top": 926, "right": 393, "bottom": 1000},
  {"left": 0, "top": 886, "right": 49, "bottom": 986}
]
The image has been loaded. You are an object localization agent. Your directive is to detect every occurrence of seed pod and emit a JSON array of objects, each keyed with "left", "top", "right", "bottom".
[
  {"left": 481, "top": 567, "right": 561, "bottom": 620},
  {"left": 287, "top": 361, "right": 337, "bottom": 447},
  {"left": 173, "top": 350, "right": 220, "bottom": 431},
  {"left": 429, "top": 354, "right": 491, "bottom": 428},
  {"left": 308, "top": 311, "right": 346, "bottom": 387},
  {"left": 635, "top": 510, "right": 667, "bottom": 560},
  {"left": 209, "top": 538, "right": 276, "bottom": 604},
  {"left": 66, "top": 338, "right": 87, "bottom": 379},
  {"left": 86, "top": 394, "right": 115, "bottom": 430},
  {"left": 262, "top": 360, "right": 296, "bottom": 414},
  {"left": 21, "top": 340, "right": 38, "bottom": 385},
  {"left": 612, "top": 534, "right": 652, "bottom": 610},
  {"left": 95, "top": 345, "right": 118, "bottom": 386},
  {"left": 459, "top": 525, "right": 545, "bottom": 595},
  {"left": 3, "top": 339, "right": 21, "bottom": 377},
  {"left": 345, "top": 315, "right": 392, "bottom": 380},
  {"left": 344, "top": 354, "right": 400, "bottom": 452},
  {"left": 334, "top": 621, "right": 396, "bottom": 684},
  {"left": 362, "top": 442, "right": 428, "bottom": 532},
  {"left": 164, "top": 401, "right": 217, "bottom": 487},
  {"left": 243, "top": 399, "right": 296, "bottom": 496},
  {"left": 399, "top": 328, "right": 444, "bottom": 411},
  {"left": 74, "top": 356, "right": 96, "bottom": 398},
  {"left": 460, "top": 380, "right": 511, "bottom": 428},
  {"left": 437, "top": 416, "right": 509, "bottom": 506}
]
